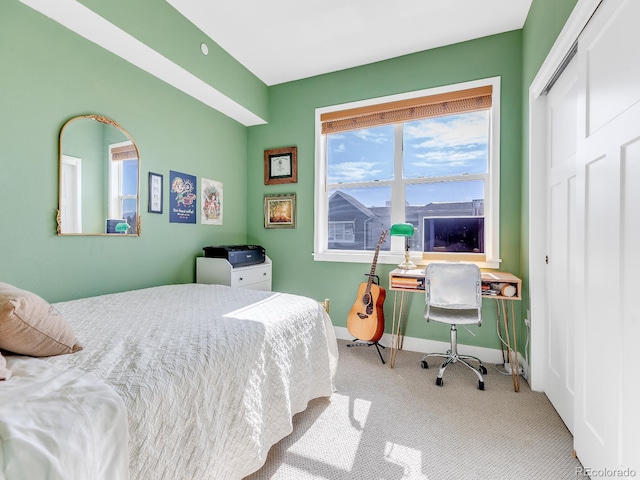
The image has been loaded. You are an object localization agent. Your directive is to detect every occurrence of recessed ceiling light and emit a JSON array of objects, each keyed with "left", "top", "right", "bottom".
[{"left": 200, "top": 43, "right": 209, "bottom": 55}]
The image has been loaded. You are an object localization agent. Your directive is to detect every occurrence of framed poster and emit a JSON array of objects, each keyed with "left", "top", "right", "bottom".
[
  {"left": 264, "top": 193, "right": 296, "bottom": 229},
  {"left": 264, "top": 146, "right": 297, "bottom": 185},
  {"left": 169, "top": 170, "right": 196, "bottom": 224},
  {"left": 148, "top": 172, "right": 163, "bottom": 214},
  {"left": 201, "top": 178, "right": 223, "bottom": 225}
]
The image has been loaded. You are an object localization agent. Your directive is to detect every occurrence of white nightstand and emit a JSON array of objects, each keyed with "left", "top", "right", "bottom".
[{"left": 196, "top": 256, "right": 272, "bottom": 291}]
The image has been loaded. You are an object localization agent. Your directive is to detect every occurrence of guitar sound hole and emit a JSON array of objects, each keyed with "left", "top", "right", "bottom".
[{"left": 361, "top": 293, "right": 374, "bottom": 315}]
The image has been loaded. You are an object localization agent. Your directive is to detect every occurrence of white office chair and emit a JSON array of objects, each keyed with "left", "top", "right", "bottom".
[{"left": 421, "top": 262, "right": 487, "bottom": 390}]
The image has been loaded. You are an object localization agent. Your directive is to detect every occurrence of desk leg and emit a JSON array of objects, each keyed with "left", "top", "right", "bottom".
[
  {"left": 389, "top": 291, "right": 409, "bottom": 368},
  {"left": 499, "top": 299, "right": 520, "bottom": 392},
  {"left": 510, "top": 301, "right": 520, "bottom": 392},
  {"left": 390, "top": 292, "right": 398, "bottom": 368}
]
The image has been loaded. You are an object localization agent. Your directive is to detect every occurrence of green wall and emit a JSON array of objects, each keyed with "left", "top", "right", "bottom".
[
  {"left": 1, "top": 0, "right": 580, "bottom": 354},
  {"left": 76, "top": 0, "right": 269, "bottom": 121},
  {"left": 0, "top": 1, "right": 254, "bottom": 302},
  {"left": 247, "top": 31, "right": 524, "bottom": 349},
  {"left": 517, "top": 0, "right": 579, "bottom": 351}
]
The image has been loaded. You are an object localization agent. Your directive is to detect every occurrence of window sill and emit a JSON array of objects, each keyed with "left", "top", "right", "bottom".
[{"left": 313, "top": 251, "right": 501, "bottom": 269}]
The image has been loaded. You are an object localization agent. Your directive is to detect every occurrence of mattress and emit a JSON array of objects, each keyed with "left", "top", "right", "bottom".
[{"left": 1, "top": 283, "right": 338, "bottom": 480}]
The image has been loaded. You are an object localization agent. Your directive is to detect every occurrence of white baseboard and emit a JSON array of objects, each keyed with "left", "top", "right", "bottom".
[{"left": 334, "top": 326, "right": 525, "bottom": 367}]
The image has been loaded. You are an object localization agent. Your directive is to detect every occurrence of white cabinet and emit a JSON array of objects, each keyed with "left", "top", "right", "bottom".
[{"left": 196, "top": 256, "right": 272, "bottom": 291}]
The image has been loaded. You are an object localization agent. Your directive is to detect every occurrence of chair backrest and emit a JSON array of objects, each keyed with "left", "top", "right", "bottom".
[{"left": 425, "top": 262, "right": 481, "bottom": 310}]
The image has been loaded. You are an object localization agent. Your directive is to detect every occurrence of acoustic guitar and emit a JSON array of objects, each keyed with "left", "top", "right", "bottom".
[{"left": 347, "top": 230, "right": 388, "bottom": 343}]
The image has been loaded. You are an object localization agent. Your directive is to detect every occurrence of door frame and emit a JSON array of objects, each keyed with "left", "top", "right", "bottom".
[
  {"left": 528, "top": 0, "right": 601, "bottom": 391},
  {"left": 61, "top": 154, "right": 82, "bottom": 234}
]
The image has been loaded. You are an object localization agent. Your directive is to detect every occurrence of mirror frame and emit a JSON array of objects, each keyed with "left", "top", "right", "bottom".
[{"left": 57, "top": 114, "right": 142, "bottom": 236}]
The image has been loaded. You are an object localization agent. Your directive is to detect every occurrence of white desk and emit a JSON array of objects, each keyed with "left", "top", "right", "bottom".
[{"left": 388, "top": 268, "right": 523, "bottom": 392}]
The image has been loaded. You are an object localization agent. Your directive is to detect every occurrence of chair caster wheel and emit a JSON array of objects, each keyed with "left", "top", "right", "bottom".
[
  {"left": 421, "top": 360, "right": 429, "bottom": 369},
  {"left": 479, "top": 365, "right": 487, "bottom": 375},
  {"left": 478, "top": 381, "right": 485, "bottom": 390},
  {"left": 436, "top": 377, "right": 443, "bottom": 386}
]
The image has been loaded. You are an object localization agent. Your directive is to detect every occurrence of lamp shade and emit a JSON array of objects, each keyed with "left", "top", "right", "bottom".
[
  {"left": 115, "top": 222, "right": 130, "bottom": 234},
  {"left": 389, "top": 223, "right": 415, "bottom": 237}
]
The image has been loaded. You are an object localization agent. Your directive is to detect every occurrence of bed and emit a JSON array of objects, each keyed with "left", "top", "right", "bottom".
[{"left": 0, "top": 283, "right": 338, "bottom": 480}]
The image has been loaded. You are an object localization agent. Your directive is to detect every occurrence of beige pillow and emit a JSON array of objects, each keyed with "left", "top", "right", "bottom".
[
  {"left": 0, "top": 283, "right": 82, "bottom": 357},
  {"left": 0, "top": 351, "right": 11, "bottom": 380}
]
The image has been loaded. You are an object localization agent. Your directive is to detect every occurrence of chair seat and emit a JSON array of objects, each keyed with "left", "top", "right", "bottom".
[{"left": 425, "top": 306, "right": 481, "bottom": 325}]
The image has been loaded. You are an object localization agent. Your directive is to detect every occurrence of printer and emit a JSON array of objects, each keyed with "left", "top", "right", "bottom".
[{"left": 203, "top": 244, "right": 266, "bottom": 268}]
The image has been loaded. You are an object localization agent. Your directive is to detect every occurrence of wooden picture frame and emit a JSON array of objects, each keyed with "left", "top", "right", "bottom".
[
  {"left": 148, "top": 172, "right": 163, "bottom": 214},
  {"left": 264, "top": 193, "right": 296, "bottom": 229},
  {"left": 264, "top": 146, "right": 297, "bottom": 185}
]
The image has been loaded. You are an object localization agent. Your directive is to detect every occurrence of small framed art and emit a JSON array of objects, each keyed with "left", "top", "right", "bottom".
[
  {"left": 148, "top": 172, "right": 163, "bottom": 214},
  {"left": 264, "top": 146, "right": 297, "bottom": 185},
  {"left": 264, "top": 193, "right": 296, "bottom": 229}
]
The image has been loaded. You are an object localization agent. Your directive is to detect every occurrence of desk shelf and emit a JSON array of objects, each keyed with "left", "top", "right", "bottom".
[
  {"left": 479, "top": 271, "right": 521, "bottom": 300},
  {"left": 389, "top": 268, "right": 521, "bottom": 300}
]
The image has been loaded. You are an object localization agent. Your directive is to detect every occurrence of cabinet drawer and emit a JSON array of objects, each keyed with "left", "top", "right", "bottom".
[
  {"left": 231, "top": 266, "right": 271, "bottom": 288},
  {"left": 196, "top": 256, "right": 272, "bottom": 291}
]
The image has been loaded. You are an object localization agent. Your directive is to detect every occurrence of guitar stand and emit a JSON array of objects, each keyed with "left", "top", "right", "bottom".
[{"left": 347, "top": 339, "right": 386, "bottom": 364}]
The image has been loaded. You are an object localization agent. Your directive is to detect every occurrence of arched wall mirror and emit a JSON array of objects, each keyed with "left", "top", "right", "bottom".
[{"left": 58, "top": 114, "right": 141, "bottom": 236}]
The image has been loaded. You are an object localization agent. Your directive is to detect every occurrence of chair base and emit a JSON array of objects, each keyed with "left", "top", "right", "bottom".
[
  {"left": 421, "top": 325, "right": 486, "bottom": 390},
  {"left": 347, "top": 339, "right": 386, "bottom": 364}
]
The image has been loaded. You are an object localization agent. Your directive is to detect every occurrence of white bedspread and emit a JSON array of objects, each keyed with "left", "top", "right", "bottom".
[
  {"left": 0, "top": 357, "right": 128, "bottom": 480},
  {"left": 41, "top": 284, "right": 337, "bottom": 480}
]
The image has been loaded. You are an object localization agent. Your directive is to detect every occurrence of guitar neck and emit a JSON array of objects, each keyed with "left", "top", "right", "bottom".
[{"left": 365, "top": 230, "right": 387, "bottom": 292}]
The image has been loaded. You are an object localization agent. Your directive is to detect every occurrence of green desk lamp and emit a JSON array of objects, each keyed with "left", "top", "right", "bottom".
[{"left": 390, "top": 223, "right": 416, "bottom": 270}]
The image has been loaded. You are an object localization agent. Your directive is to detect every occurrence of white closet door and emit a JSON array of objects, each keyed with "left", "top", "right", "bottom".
[
  {"left": 574, "top": 0, "right": 640, "bottom": 472},
  {"left": 544, "top": 57, "right": 578, "bottom": 434}
]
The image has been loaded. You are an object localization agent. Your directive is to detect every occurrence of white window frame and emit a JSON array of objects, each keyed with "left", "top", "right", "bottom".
[
  {"left": 313, "top": 77, "right": 501, "bottom": 268},
  {"left": 108, "top": 140, "right": 136, "bottom": 219}
]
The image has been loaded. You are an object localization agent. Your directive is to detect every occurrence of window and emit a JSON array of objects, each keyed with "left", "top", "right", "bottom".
[
  {"left": 108, "top": 141, "right": 139, "bottom": 234},
  {"left": 329, "top": 221, "right": 356, "bottom": 244},
  {"left": 314, "top": 78, "right": 500, "bottom": 267}
]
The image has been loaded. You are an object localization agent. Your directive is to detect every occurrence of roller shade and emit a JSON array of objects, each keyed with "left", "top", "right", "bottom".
[
  {"left": 321, "top": 85, "right": 492, "bottom": 135},
  {"left": 111, "top": 144, "right": 138, "bottom": 161}
]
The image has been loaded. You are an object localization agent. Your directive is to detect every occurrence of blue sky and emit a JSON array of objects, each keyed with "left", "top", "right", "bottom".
[{"left": 327, "top": 111, "right": 489, "bottom": 207}]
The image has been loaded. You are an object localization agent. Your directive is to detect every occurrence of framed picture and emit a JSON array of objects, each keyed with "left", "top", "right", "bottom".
[
  {"left": 148, "top": 172, "right": 163, "bottom": 214},
  {"left": 264, "top": 146, "right": 297, "bottom": 185},
  {"left": 264, "top": 193, "right": 296, "bottom": 229},
  {"left": 169, "top": 170, "right": 197, "bottom": 224},
  {"left": 201, "top": 178, "right": 223, "bottom": 225}
]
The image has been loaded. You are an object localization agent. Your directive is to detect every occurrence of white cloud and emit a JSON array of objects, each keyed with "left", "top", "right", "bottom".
[
  {"left": 333, "top": 142, "right": 346, "bottom": 153},
  {"left": 413, "top": 147, "right": 486, "bottom": 165},
  {"left": 328, "top": 161, "right": 383, "bottom": 183},
  {"left": 405, "top": 112, "right": 488, "bottom": 149},
  {"left": 352, "top": 128, "right": 389, "bottom": 144},
  {"left": 404, "top": 112, "right": 488, "bottom": 173}
]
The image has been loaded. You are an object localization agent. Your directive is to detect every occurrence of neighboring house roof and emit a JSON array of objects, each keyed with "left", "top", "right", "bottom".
[
  {"left": 330, "top": 191, "right": 483, "bottom": 223},
  {"left": 328, "top": 190, "right": 375, "bottom": 218}
]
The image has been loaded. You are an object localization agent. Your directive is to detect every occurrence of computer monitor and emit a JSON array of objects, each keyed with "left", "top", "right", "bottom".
[{"left": 105, "top": 218, "right": 127, "bottom": 234}]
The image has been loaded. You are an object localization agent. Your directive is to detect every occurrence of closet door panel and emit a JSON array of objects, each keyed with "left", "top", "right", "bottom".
[
  {"left": 574, "top": 0, "right": 640, "bottom": 472},
  {"left": 544, "top": 57, "right": 578, "bottom": 433},
  {"left": 620, "top": 137, "right": 640, "bottom": 471},
  {"left": 586, "top": 0, "right": 640, "bottom": 134}
]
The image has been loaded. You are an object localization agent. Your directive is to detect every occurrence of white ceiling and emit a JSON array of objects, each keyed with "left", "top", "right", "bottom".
[
  {"left": 20, "top": 0, "right": 533, "bottom": 125},
  {"left": 167, "top": 0, "right": 534, "bottom": 86}
]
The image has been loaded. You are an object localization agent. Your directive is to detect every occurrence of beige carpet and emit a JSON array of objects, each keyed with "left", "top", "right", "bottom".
[{"left": 245, "top": 340, "right": 583, "bottom": 480}]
